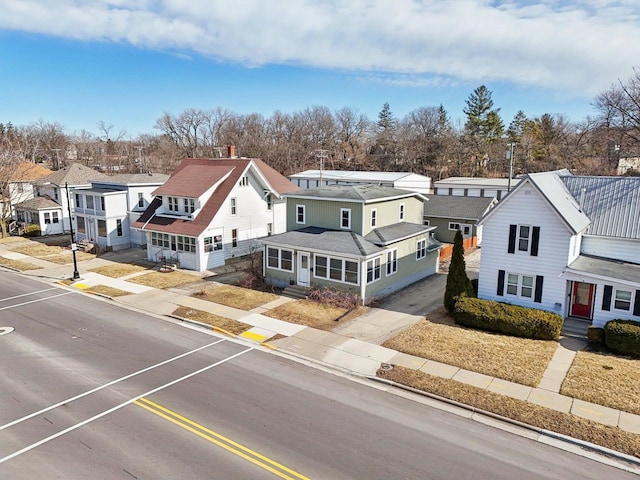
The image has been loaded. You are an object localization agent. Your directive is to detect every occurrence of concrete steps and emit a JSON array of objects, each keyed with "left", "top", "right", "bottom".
[
  {"left": 562, "top": 317, "right": 590, "bottom": 338},
  {"left": 282, "top": 284, "right": 310, "bottom": 300}
]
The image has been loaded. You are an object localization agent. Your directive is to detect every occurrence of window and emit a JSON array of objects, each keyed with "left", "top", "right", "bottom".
[
  {"left": 340, "top": 208, "right": 351, "bottom": 229},
  {"left": 177, "top": 235, "right": 196, "bottom": 253},
  {"left": 296, "top": 205, "right": 305, "bottom": 224},
  {"left": 506, "top": 273, "right": 534, "bottom": 298},
  {"left": 138, "top": 192, "right": 144, "bottom": 208},
  {"left": 266, "top": 194, "right": 272, "bottom": 210},
  {"left": 97, "top": 220, "right": 107, "bottom": 237},
  {"left": 75, "top": 194, "right": 82, "bottom": 208},
  {"left": 315, "top": 255, "right": 358, "bottom": 284},
  {"left": 449, "top": 222, "right": 471, "bottom": 236},
  {"left": 52, "top": 212, "right": 59, "bottom": 224},
  {"left": 366, "top": 257, "right": 381, "bottom": 283},
  {"left": 168, "top": 196, "right": 178, "bottom": 212},
  {"left": 230, "top": 198, "right": 237, "bottom": 216},
  {"left": 44, "top": 212, "right": 51, "bottom": 224},
  {"left": 53, "top": 188, "right": 58, "bottom": 201},
  {"left": 416, "top": 239, "right": 427, "bottom": 260},
  {"left": 614, "top": 289, "right": 632, "bottom": 311},
  {"left": 267, "top": 247, "right": 293, "bottom": 271},
  {"left": 371, "top": 208, "right": 377, "bottom": 227},
  {"left": 100, "top": 197, "right": 105, "bottom": 211},
  {"left": 239, "top": 175, "right": 249, "bottom": 187},
  {"left": 422, "top": 217, "right": 430, "bottom": 226},
  {"left": 116, "top": 219, "right": 123, "bottom": 236},
  {"left": 77, "top": 216, "right": 85, "bottom": 234},
  {"left": 518, "top": 225, "right": 530, "bottom": 252},
  {"left": 399, "top": 203, "right": 405, "bottom": 221},
  {"left": 267, "top": 223, "right": 272, "bottom": 236},
  {"left": 151, "top": 232, "right": 170, "bottom": 248},
  {"left": 86, "top": 195, "right": 94, "bottom": 210},
  {"left": 232, "top": 228, "right": 238, "bottom": 248},
  {"left": 204, "top": 235, "right": 223, "bottom": 252},
  {"left": 386, "top": 249, "right": 398, "bottom": 276},
  {"left": 184, "top": 198, "right": 195, "bottom": 214}
]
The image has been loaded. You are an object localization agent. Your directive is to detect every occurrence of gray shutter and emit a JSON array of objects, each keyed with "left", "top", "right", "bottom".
[
  {"left": 497, "top": 270, "right": 505, "bottom": 296},
  {"left": 530, "top": 226, "right": 540, "bottom": 257},
  {"left": 508, "top": 225, "right": 516, "bottom": 253},
  {"left": 602, "top": 285, "right": 613, "bottom": 311},
  {"left": 534, "top": 276, "right": 544, "bottom": 303}
]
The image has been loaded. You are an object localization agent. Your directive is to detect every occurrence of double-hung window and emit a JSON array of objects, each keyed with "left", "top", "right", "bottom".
[
  {"left": 399, "top": 203, "right": 405, "bottom": 221},
  {"left": 506, "top": 273, "right": 534, "bottom": 298},
  {"left": 184, "top": 198, "right": 195, "bottom": 213},
  {"left": 232, "top": 228, "right": 238, "bottom": 247},
  {"left": 75, "top": 194, "right": 82, "bottom": 208},
  {"left": 340, "top": 208, "right": 351, "bottom": 229},
  {"left": 614, "top": 289, "right": 632, "bottom": 311},
  {"left": 518, "top": 225, "right": 531, "bottom": 252},
  {"left": 267, "top": 247, "right": 293, "bottom": 271},
  {"left": 416, "top": 239, "right": 427, "bottom": 260},
  {"left": 168, "top": 196, "right": 178, "bottom": 212},
  {"left": 386, "top": 249, "right": 398, "bottom": 275},
  {"left": 138, "top": 192, "right": 144, "bottom": 208},
  {"left": 296, "top": 205, "right": 305, "bottom": 224},
  {"left": 370, "top": 209, "right": 377, "bottom": 228},
  {"left": 230, "top": 198, "right": 237, "bottom": 216},
  {"left": 366, "top": 257, "right": 381, "bottom": 283}
]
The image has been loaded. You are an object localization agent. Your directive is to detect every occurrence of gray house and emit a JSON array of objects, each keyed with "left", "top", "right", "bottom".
[
  {"left": 422, "top": 194, "right": 496, "bottom": 245},
  {"left": 261, "top": 185, "right": 441, "bottom": 304}
]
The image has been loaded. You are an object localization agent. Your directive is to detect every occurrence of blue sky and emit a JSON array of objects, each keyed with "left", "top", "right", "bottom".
[{"left": 1, "top": 1, "right": 639, "bottom": 138}]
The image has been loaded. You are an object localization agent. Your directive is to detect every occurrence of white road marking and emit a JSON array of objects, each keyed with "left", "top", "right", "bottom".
[
  {"left": 0, "top": 338, "right": 227, "bottom": 431},
  {"left": 0, "top": 287, "right": 59, "bottom": 303},
  {"left": 0, "top": 292, "right": 73, "bottom": 311},
  {"left": 0, "top": 347, "right": 253, "bottom": 464}
]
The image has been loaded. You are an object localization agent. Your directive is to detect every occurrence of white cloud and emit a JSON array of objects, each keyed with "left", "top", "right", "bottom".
[{"left": 1, "top": 0, "right": 638, "bottom": 95}]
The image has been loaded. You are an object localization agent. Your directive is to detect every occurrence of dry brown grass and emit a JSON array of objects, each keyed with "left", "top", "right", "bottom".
[
  {"left": 44, "top": 251, "right": 95, "bottom": 264},
  {"left": 378, "top": 365, "right": 640, "bottom": 458},
  {"left": 194, "top": 284, "right": 280, "bottom": 310},
  {"left": 86, "top": 285, "right": 130, "bottom": 297},
  {"left": 89, "top": 264, "right": 147, "bottom": 278},
  {"left": 383, "top": 319, "right": 557, "bottom": 386},
  {"left": 0, "top": 256, "right": 42, "bottom": 270},
  {"left": 265, "top": 300, "right": 363, "bottom": 331},
  {"left": 173, "top": 306, "right": 251, "bottom": 335},
  {"left": 128, "top": 270, "right": 201, "bottom": 289},
  {"left": 0, "top": 236, "right": 27, "bottom": 243},
  {"left": 561, "top": 350, "right": 640, "bottom": 416},
  {"left": 11, "top": 243, "right": 63, "bottom": 256}
]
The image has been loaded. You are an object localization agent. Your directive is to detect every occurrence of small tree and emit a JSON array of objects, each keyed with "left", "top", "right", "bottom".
[{"left": 444, "top": 229, "right": 475, "bottom": 311}]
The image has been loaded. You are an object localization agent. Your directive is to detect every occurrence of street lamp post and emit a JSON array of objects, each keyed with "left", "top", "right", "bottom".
[{"left": 65, "top": 182, "right": 80, "bottom": 279}]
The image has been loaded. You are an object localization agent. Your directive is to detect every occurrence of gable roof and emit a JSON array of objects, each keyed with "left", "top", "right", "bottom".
[
  {"left": 14, "top": 195, "right": 61, "bottom": 210},
  {"left": 37, "top": 163, "right": 107, "bottom": 186},
  {"left": 132, "top": 157, "right": 298, "bottom": 237},
  {"left": 423, "top": 195, "right": 496, "bottom": 220},
  {"left": 561, "top": 175, "right": 640, "bottom": 239},
  {"left": 6, "top": 162, "right": 53, "bottom": 182},
  {"left": 285, "top": 184, "right": 422, "bottom": 203}
]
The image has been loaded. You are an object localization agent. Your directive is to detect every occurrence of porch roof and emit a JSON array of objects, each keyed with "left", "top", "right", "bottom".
[
  {"left": 261, "top": 227, "right": 384, "bottom": 257},
  {"left": 565, "top": 254, "right": 640, "bottom": 285},
  {"left": 365, "top": 222, "right": 436, "bottom": 246},
  {"left": 14, "top": 196, "right": 61, "bottom": 211}
]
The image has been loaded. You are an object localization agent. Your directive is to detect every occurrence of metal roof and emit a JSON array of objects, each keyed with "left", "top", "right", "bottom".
[
  {"left": 285, "top": 184, "right": 419, "bottom": 203},
  {"left": 289, "top": 170, "right": 429, "bottom": 182},
  {"left": 561, "top": 175, "right": 640, "bottom": 239},
  {"left": 261, "top": 227, "right": 384, "bottom": 257},
  {"left": 434, "top": 176, "right": 522, "bottom": 188},
  {"left": 566, "top": 254, "right": 640, "bottom": 284},
  {"left": 423, "top": 195, "right": 496, "bottom": 220},
  {"left": 98, "top": 173, "right": 169, "bottom": 185}
]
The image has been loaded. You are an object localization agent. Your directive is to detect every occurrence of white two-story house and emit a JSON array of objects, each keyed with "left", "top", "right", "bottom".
[
  {"left": 478, "top": 170, "right": 640, "bottom": 328},
  {"left": 132, "top": 157, "right": 298, "bottom": 271}
]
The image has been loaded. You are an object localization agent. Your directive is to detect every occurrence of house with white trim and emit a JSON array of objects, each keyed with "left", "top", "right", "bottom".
[
  {"left": 477, "top": 169, "right": 640, "bottom": 328},
  {"left": 290, "top": 170, "right": 432, "bottom": 194},
  {"left": 132, "top": 156, "right": 298, "bottom": 271},
  {"left": 433, "top": 176, "right": 521, "bottom": 200},
  {"left": 261, "top": 185, "right": 441, "bottom": 304}
]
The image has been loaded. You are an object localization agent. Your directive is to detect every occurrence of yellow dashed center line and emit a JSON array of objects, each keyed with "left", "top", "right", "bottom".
[{"left": 134, "top": 397, "right": 310, "bottom": 480}]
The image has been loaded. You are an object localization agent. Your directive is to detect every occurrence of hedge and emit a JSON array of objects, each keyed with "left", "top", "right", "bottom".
[
  {"left": 587, "top": 326, "right": 605, "bottom": 345},
  {"left": 604, "top": 320, "right": 640, "bottom": 356},
  {"left": 23, "top": 225, "right": 41, "bottom": 237},
  {"left": 453, "top": 297, "right": 563, "bottom": 340}
]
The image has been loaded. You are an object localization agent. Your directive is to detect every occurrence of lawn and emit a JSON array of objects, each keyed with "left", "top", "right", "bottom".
[
  {"left": 0, "top": 236, "right": 27, "bottom": 244},
  {"left": 44, "top": 251, "right": 95, "bottom": 264},
  {"left": 128, "top": 270, "right": 202, "bottom": 289},
  {"left": 90, "top": 264, "right": 148, "bottom": 278},
  {"left": 11, "top": 243, "right": 64, "bottom": 256},
  {"left": 561, "top": 350, "right": 640, "bottom": 416},
  {"left": 0, "top": 256, "right": 42, "bottom": 271},
  {"left": 265, "top": 299, "right": 365, "bottom": 331},
  {"left": 194, "top": 284, "right": 280, "bottom": 310},
  {"left": 86, "top": 285, "right": 131, "bottom": 297},
  {"left": 173, "top": 306, "right": 251, "bottom": 335},
  {"left": 383, "top": 317, "right": 557, "bottom": 386},
  {"left": 378, "top": 365, "right": 640, "bottom": 459}
]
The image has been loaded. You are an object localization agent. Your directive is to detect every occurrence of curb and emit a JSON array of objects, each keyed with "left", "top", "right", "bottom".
[{"left": 370, "top": 376, "right": 640, "bottom": 469}]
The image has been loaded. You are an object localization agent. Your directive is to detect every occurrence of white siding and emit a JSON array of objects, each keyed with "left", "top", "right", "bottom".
[
  {"left": 591, "top": 281, "right": 640, "bottom": 328},
  {"left": 478, "top": 182, "right": 573, "bottom": 314},
  {"left": 581, "top": 236, "right": 640, "bottom": 264}
]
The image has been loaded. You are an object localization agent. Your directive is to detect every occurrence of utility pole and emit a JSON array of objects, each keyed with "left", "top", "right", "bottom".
[
  {"left": 65, "top": 182, "right": 80, "bottom": 279},
  {"left": 134, "top": 146, "right": 144, "bottom": 173},
  {"left": 51, "top": 148, "right": 62, "bottom": 170},
  {"left": 314, "top": 149, "right": 328, "bottom": 186},
  {"left": 506, "top": 143, "right": 516, "bottom": 192}
]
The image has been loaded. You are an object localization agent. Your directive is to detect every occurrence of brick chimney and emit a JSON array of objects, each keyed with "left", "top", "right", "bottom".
[{"left": 227, "top": 145, "right": 236, "bottom": 158}]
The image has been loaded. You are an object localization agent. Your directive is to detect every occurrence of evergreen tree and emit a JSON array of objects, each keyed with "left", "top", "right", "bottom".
[
  {"left": 506, "top": 110, "right": 527, "bottom": 143},
  {"left": 444, "top": 229, "right": 475, "bottom": 311},
  {"left": 373, "top": 102, "right": 398, "bottom": 170},
  {"left": 377, "top": 102, "right": 397, "bottom": 130},
  {"left": 463, "top": 85, "right": 503, "bottom": 141}
]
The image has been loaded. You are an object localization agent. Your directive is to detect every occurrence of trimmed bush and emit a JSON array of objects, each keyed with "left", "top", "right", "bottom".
[
  {"left": 587, "top": 326, "right": 605, "bottom": 345},
  {"left": 605, "top": 320, "right": 640, "bottom": 356},
  {"left": 453, "top": 297, "right": 563, "bottom": 340},
  {"left": 444, "top": 229, "right": 475, "bottom": 311},
  {"left": 23, "top": 225, "right": 41, "bottom": 237}
]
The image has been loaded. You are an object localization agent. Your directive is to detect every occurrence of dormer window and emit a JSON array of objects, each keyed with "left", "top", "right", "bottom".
[
  {"left": 168, "top": 196, "right": 178, "bottom": 212},
  {"left": 184, "top": 198, "right": 195, "bottom": 213}
]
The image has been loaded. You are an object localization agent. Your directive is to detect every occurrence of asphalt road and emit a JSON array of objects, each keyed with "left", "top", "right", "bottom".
[{"left": 0, "top": 270, "right": 636, "bottom": 479}]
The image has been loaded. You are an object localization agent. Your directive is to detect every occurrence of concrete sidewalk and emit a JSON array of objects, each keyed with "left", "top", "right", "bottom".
[{"left": 2, "top": 241, "right": 640, "bottom": 438}]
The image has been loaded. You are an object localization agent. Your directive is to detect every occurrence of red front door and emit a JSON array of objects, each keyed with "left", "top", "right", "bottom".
[{"left": 570, "top": 282, "right": 594, "bottom": 319}]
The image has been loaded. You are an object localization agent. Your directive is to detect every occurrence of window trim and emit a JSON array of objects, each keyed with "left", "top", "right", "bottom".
[
  {"left": 296, "top": 204, "right": 306, "bottom": 225},
  {"left": 416, "top": 238, "right": 427, "bottom": 260},
  {"left": 230, "top": 198, "right": 237, "bottom": 216},
  {"left": 505, "top": 272, "right": 535, "bottom": 299},
  {"left": 517, "top": 224, "right": 531, "bottom": 253},
  {"left": 267, "top": 246, "right": 294, "bottom": 272},
  {"left": 613, "top": 288, "right": 632, "bottom": 311},
  {"left": 370, "top": 208, "right": 377, "bottom": 228},
  {"left": 116, "top": 219, "right": 123, "bottom": 236},
  {"left": 340, "top": 208, "right": 351, "bottom": 230},
  {"left": 231, "top": 228, "right": 238, "bottom": 248},
  {"left": 386, "top": 249, "right": 398, "bottom": 276},
  {"left": 314, "top": 254, "right": 359, "bottom": 285},
  {"left": 399, "top": 203, "right": 405, "bottom": 221},
  {"left": 137, "top": 192, "right": 144, "bottom": 208},
  {"left": 366, "top": 256, "right": 382, "bottom": 284},
  {"left": 422, "top": 217, "right": 430, "bottom": 226}
]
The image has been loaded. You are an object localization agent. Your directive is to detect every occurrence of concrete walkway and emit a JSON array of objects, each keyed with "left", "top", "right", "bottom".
[{"left": 1, "top": 241, "right": 639, "bottom": 438}]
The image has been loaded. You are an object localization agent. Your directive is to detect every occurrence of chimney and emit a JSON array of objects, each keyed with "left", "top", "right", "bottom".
[{"left": 227, "top": 145, "right": 236, "bottom": 158}]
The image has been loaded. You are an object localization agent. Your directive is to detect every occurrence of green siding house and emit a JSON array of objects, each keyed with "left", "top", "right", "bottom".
[{"left": 261, "top": 185, "right": 441, "bottom": 304}]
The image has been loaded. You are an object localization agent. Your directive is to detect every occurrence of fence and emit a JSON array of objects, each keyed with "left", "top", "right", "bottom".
[{"left": 439, "top": 236, "right": 477, "bottom": 261}]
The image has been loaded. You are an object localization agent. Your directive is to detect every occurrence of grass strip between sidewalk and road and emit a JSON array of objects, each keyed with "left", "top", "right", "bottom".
[
  {"left": 194, "top": 284, "right": 280, "bottom": 310},
  {"left": 378, "top": 365, "right": 640, "bottom": 459},
  {"left": 89, "top": 264, "right": 148, "bottom": 278},
  {"left": 173, "top": 306, "right": 251, "bottom": 335},
  {"left": 86, "top": 285, "right": 131, "bottom": 297},
  {"left": 0, "top": 256, "right": 42, "bottom": 271},
  {"left": 128, "top": 270, "right": 202, "bottom": 289}
]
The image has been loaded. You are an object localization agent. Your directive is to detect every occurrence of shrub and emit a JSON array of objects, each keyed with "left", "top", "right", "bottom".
[
  {"left": 453, "top": 297, "right": 563, "bottom": 340},
  {"left": 605, "top": 320, "right": 640, "bottom": 356},
  {"left": 308, "top": 287, "right": 359, "bottom": 309},
  {"left": 23, "top": 225, "right": 41, "bottom": 237},
  {"left": 587, "top": 326, "right": 605, "bottom": 345},
  {"left": 444, "top": 229, "right": 475, "bottom": 311}
]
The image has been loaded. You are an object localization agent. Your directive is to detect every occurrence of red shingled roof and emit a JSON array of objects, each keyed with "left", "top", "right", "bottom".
[{"left": 132, "top": 157, "right": 299, "bottom": 237}]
